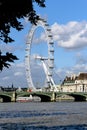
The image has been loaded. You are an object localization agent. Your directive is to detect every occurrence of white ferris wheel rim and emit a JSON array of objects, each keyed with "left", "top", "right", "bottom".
[{"left": 25, "top": 18, "right": 54, "bottom": 91}]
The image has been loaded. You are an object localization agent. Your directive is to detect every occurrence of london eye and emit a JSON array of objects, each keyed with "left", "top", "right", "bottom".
[{"left": 25, "top": 18, "right": 55, "bottom": 91}]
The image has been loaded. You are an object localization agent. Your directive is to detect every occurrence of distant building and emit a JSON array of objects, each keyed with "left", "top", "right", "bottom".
[{"left": 60, "top": 73, "right": 87, "bottom": 92}]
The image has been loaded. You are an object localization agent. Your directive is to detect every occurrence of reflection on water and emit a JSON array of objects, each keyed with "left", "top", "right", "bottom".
[
  {"left": 0, "top": 123, "right": 87, "bottom": 130},
  {"left": 0, "top": 102, "right": 87, "bottom": 129}
]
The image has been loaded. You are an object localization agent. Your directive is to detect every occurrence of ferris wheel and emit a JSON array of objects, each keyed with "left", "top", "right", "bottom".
[{"left": 25, "top": 18, "right": 55, "bottom": 91}]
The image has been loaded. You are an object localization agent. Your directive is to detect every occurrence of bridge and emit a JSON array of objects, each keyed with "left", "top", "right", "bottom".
[{"left": 0, "top": 91, "right": 87, "bottom": 102}]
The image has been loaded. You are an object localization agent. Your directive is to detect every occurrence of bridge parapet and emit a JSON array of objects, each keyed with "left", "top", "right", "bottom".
[{"left": 0, "top": 91, "right": 87, "bottom": 102}]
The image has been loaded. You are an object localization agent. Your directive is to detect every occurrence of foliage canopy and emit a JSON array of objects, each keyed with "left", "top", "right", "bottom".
[{"left": 0, "top": 0, "right": 45, "bottom": 70}]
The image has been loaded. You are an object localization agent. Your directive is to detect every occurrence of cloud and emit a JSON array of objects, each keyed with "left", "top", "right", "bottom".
[
  {"left": 51, "top": 21, "right": 87, "bottom": 50},
  {"left": 0, "top": 59, "right": 87, "bottom": 88},
  {"left": 0, "top": 43, "right": 24, "bottom": 54},
  {"left": 75, "top": 52, "right": 87, "bottom": 64},
  {"left": 33, "top": 33, "right": 46, "bottom": 44},
  {"left": 2, "top": 76, "right": 10, "bottom": 80},
  {"left": 0, "top": 63, "right": 27, "bottom": 87},
  {"left": 55, "top": 63, "right": 87, "bottom": 82},
  {"left": 0, "top": 59, "right": 46, "bottom": 88},
  {"left": 30, "top": 20, "right": 87, "bottom": 50},
  {"left": 14, "top": 72, "right": 23, "bottom": 76},
  {"left": 1, "top": 20, "right": 87, "bottom": 53}
]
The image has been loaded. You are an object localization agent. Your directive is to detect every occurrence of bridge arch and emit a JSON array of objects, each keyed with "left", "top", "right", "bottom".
[
  {"left": 32, "top": 93, "right": 51, "bottom": 102},
  {"left": 17, "top": 93, "right": 51, "bottom": 102},
  {"left": 68, "top": 93, "right": 86, "bottom": 101},
  {"left": 56, "top": 93, "right": 87, "bottom": 101},
  {"left": 0, "top": 94, "right": 11, "bottom": 102}
]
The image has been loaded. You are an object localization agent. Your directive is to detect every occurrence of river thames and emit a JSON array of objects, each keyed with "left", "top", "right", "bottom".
[{"left": 0, "top": 102, "right": 87, "bottom": 130}]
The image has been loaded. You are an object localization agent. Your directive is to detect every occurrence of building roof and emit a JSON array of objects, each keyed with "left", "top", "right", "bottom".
[
  {"left": 62, "top": 76, "right": 75, "bottom": 85},
  {"left": 77, "top": 73, "right": 87, "bottom": 80},
  {"left": 62, "top": 72, "right": 87, "bottom": 85}
]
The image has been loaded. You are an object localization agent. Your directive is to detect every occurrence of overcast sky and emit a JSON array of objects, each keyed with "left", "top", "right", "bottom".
[{"left": 1, "top": 0, "right": 87, "bottom": 88}]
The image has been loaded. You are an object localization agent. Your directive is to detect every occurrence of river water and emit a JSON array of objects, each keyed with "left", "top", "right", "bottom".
[{"left": 0, "top": 102, "right": 87, "bottom": 130}]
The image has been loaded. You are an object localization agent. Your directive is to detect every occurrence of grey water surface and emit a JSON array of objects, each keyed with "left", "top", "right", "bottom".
[{"left": 0, "top": 101, "right": 87, "bottom": 130}]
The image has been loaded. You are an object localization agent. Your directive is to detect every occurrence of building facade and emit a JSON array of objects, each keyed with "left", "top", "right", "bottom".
[{"left": 60, "top": 73, "right": 87, "bottom": 92}]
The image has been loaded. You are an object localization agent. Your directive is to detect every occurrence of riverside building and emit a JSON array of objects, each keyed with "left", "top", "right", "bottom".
[{"left": 60, "top": 73, "right": 87, "bottom": 92}]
